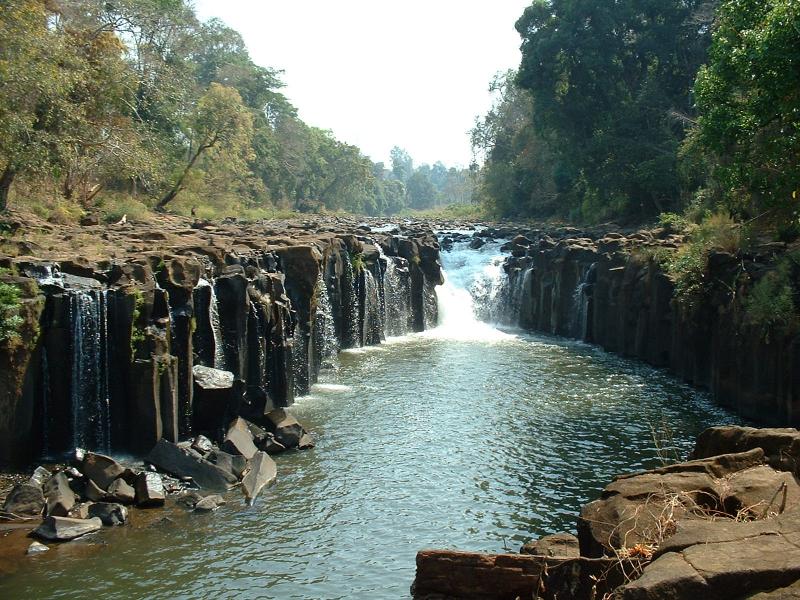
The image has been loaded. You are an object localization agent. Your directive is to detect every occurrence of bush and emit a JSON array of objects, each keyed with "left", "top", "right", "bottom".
[
  {"left": 98, "top": 193, "right": 151, "bottom": 223},
  {"left": 657, "top": 212, "right": 689, "bottom": 233},
  {"left": 745, "top": 251, "right": 800, "bottom": 339},
  {"left": 0, "top": 279, "right": 23, "bottom": 343}
]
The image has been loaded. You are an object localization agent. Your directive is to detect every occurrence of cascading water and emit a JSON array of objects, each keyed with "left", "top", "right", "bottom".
[
  {"left": 197, "top": 278, "right": 226, "bottom": 370},
  {"left": 69, "top": 289, "right": 111, "bottom": 453},
  {"left": 343, "top": 253, "right": 361, "bottom": 348},
  {"left": 314, "top": 272, "right": 339, "bottom": 370},
  {"left": 377, "top": 247, "right": 411, "bottom": 338},
  {"left": 361, "top": 267, "right": 383, "bottom": 345},
  {"left": 571, "top": 263, "right": 595, "bottom": 340},
  {"left": 431, "top": 239, "right": 513, "bottom": 341}
]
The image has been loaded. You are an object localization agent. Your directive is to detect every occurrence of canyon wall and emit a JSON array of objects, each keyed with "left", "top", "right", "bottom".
[
  {"left": 0, "top": 218, "right": 442, "bottom": 467},
  {"left": 490, "top": 227, "right": 800, "bottom": 426}
]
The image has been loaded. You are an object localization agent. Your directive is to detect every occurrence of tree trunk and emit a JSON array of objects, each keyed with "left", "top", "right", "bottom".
[
  {"left": 158, "top": 141, "right": 211, "bottom": 210},
  {"left": 0, "top": 166, "right": 16, "bottom": 213}
]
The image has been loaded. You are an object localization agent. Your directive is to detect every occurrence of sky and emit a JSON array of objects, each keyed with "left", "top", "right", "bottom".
[{"left": 193, "top": 0, "right": 532, "bottom": 168}]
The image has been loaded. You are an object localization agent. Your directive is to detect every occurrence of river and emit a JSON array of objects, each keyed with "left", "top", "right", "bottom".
[{"left": 0, "top": 240, "right": 739, "bottom": 599}]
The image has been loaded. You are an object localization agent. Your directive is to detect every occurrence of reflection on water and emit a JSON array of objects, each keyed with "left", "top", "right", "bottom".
[{"left": 0, "top": 240, "right": 741, "bottom": 599}]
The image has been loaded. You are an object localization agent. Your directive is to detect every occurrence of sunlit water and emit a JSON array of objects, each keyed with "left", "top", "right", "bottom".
[{"left": 0, "top": 241, "right": 740, "bottom": 599}]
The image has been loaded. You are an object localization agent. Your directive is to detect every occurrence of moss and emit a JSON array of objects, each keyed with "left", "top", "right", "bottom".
[
  {"left": 0, "top": 279, "right": 24, "bottom": 344},
  {"left": 350, "top": 252, "right": 365, "bottom": 273},
  {"left": 130, "top": 288, "right": 146, "bottom": 354}
]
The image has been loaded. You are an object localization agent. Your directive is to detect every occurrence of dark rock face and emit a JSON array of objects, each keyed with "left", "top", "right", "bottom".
[
  {"left": 496, "top": 227, "right": 800, "bottom": 426},
  {"left": 0, "top": 217, "right": 442, "bottom": 467}
]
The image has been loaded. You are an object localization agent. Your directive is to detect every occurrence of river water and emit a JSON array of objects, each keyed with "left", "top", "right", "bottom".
[{"left": 0, "top": 241, "right": 739, "bottom": 599}]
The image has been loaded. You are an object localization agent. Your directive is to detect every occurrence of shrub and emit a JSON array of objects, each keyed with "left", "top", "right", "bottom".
[
  {"left": 0, "top": 279, "right": 23, "bottom": 343},
  {"left": 745, "top": 251, "right": 800, "bottom": 339}
]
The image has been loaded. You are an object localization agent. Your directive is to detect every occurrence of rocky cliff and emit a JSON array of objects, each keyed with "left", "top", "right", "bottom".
[
  {"left": 451, "top": 225, "right": 800, "bottom": 427},
  {"left": 0, "top": 215, "right": 443, "bottom": 467}
]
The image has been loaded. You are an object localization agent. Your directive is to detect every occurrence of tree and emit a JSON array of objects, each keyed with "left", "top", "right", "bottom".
[
  {"left": 158, "top": 83, "right": 254, "bottom": 208},
  {"left": 0, "top": 0, "right": 70, "bottom": 210},
  {"left": 692, "top": 0, "right": 800, "bottom": 220},
  {"left": 390, "top": 146, "right": 413, "bottom": 183},
  {"left": 514, "top": 0, "right": 714, "bottom": 221}
]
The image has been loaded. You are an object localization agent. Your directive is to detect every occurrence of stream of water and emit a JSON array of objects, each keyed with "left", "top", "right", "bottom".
[{"left": 0, "top": 240, "right": 740, "bottom": 599}]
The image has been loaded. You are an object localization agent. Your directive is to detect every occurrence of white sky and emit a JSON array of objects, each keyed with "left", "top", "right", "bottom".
[{"left": 193, "top": 0, "right": 531, "bottom": 168}]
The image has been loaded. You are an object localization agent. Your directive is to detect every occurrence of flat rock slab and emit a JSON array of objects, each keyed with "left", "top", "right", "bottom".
[
  {"left": 146, "top": 438, "right": 237, "bottom": 492},
  {"left": 242, "top": 451, "right": 277, "bottom": 503},
  {"left": 32, "top": 516, "right": 103, "bottom": 542}
]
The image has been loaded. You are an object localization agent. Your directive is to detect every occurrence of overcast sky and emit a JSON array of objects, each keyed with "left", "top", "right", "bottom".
[{"left": 193, "top": 0, "right": 531, "bottom": 168}]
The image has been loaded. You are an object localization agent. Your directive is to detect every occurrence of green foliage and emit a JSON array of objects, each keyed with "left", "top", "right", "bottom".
[
  {"left": 692, "top": 0, "right": 800, "bottom": 218},
  {"left": 350, "top": 252, "right": 365, "bottom": 274},
  {"left": 130, "top": 288, "right": 146, "bottom": 353},
  {"left": 664, "top": 212, "right": 749, "bottom": 307},
  {"left": 745, "top": 251, "right": 800, "bottom": 339},
  {"left": 0, "top": 279, "right": 23, "bottom": 343},
  {"left": 658, "top": 213, "right": 690, "bottom": 234}
]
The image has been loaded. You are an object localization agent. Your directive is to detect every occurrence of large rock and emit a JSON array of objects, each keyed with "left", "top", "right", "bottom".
[
  {"left": 146, "top": 438, "right": 237, "bottom": 492},
  {"left": 88, "top": 502, "right": 129, "bottom": 526},
  {"left": 222, "top": 417, "right": 258, "bottom": 459},
  {"left": 578, "top": 449, "right": 769, "bottom": 556},
  {"left": 207, "top": 449, "right": 248, "bottom": 480},
  {"left": 82, "top": 452, "right": 125, "bottom": 490},
  {"left": 192, "top": 365, "right": 236, "bottom": 434},
  {"left": 28, "top": 466, "right": 52, "bottom": 488},
  {"left": 84, "top": 479, "right": 107, "bottom": 502},
  {"left": 521, "top": 533, "right": 580, "bottom": 558},
  {"left": 106, "top": 478, "right": 136, "bottom": 504},
  {"left": 615, "top": 510, "right": 800, "bottom": 599},
  {"left": 2, "top": 483, "right": 45, "bottom": 517},
  {"left": 194, "top": 494, "right": 226, "bottom": 513},
  {"left": 266, "top": 409, "right": 305, "bottom": 449},
  {"left": 241, "top": 451, "right": 277, "bottom": 503},
  {"left": 44, "top": 473, "right": 76, "bottom": 517},
  {"left": 32, "top": 516, "right": 103, "bottom": 541},
  {"left": 135, "top": 472, "right": 165, "bottom": 507},
  {"left": 692, "top": 426, "right": 800, "bottom": 472}
]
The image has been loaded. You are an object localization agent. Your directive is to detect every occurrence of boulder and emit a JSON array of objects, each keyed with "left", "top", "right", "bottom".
[
  {"left": 242, "top": 451, "right": 277, "bottom": 503},
  {"left": 194, "top": 494, "right": 226, "bottom": 513},
  {"left": 67, "top": 502, "right": 92, "bottom": 520},
  {"left": 207, "top": 449, "right": 248, "bottom": 480},
  {"left": 192, "top": 365, "right": 235, "bottom": 434},
  {"left": 27, "top": 541, "right": 50, "bottom": 555},
  {"left": 692, "top": 426, "right": 800, "bottom": 473},
  {"left": 146, "top": 438, "right": 237, "bottom": 492},
  {"left": 266, "top": 409, "right": 305, "bottom": 449},
  {"left": 84, "top": 479, "right": 107, "bottom": 502},
  {"left": 44, "top": 473, "right": 76, "bottom": 517},
  {"left": 521, "top": 533, "right": 580, "bottom": 558},
  {"left": 32, "top": 516, "right": 103, "bottom": 542},
  {"left": 28, "top": 466, "right": 52, "bottom": 488},
  {"left": 260, "top": 432, "right": 287, "bottom": 454},
  {"left": 176, "top": 490, "right": 204, "bottom": 509},
  {"left": 3, "top": 484, "right": 45, "bottom": 517},
  {"left": 88, "top": 502, "right": 129, "bottom": 526},
  {"left": 298, "top": 433, "right": 316, "bottom": 450},
  {"left": 107, "top": 478, "right": 136, "bottom": 504},
  {"left": 222, "top": 417, "right": 258, "bottom": 459},
  {"left": 191, "top": 434, "right": 215, "bottom": 456},
  {"left": 82, "top": 452, "right": 125, "bottom": 490},
  {"left": 135, "top": 472, "right": 165, "bottom": 507}
]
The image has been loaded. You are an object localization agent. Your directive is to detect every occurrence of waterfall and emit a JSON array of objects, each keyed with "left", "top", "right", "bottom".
[
  {"left": 196, "top": 278, "right": 226, "bottom": 370},
  {"left": 381, "top": 253, "right": 411, "bottom": 338},
  {"left": 361, "top": 268, "right": 382, "bottom": 345},
  {"left": 69, "top": 289, "right": 111, "bottom": 453},
  {"left": 571, "top": 264, "right": 596, "bottom": 341},
  {"left": 430, "top": 240, "right": 513, "bottom": 342},
  {"left": 343, "top": 253, "right": 360, "bottom": 348},
  {"left": 314, "top": 272, "right": 339, "bottom": 370}
]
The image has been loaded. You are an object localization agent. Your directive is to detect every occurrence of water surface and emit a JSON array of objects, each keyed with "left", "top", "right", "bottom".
[{"left": 0, "top": 242, "right": 740, "bottom": 599}]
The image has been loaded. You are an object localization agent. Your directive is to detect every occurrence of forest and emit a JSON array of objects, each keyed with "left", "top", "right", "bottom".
[
  {"left": 472, "top": 0, "right": 799, "bottom": 236},
  {"left": 0, "top": 0, "right": 475, "bottom": 221},
  {"left": 0, "top": 0, "right": 798, "bottom": 232}
]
